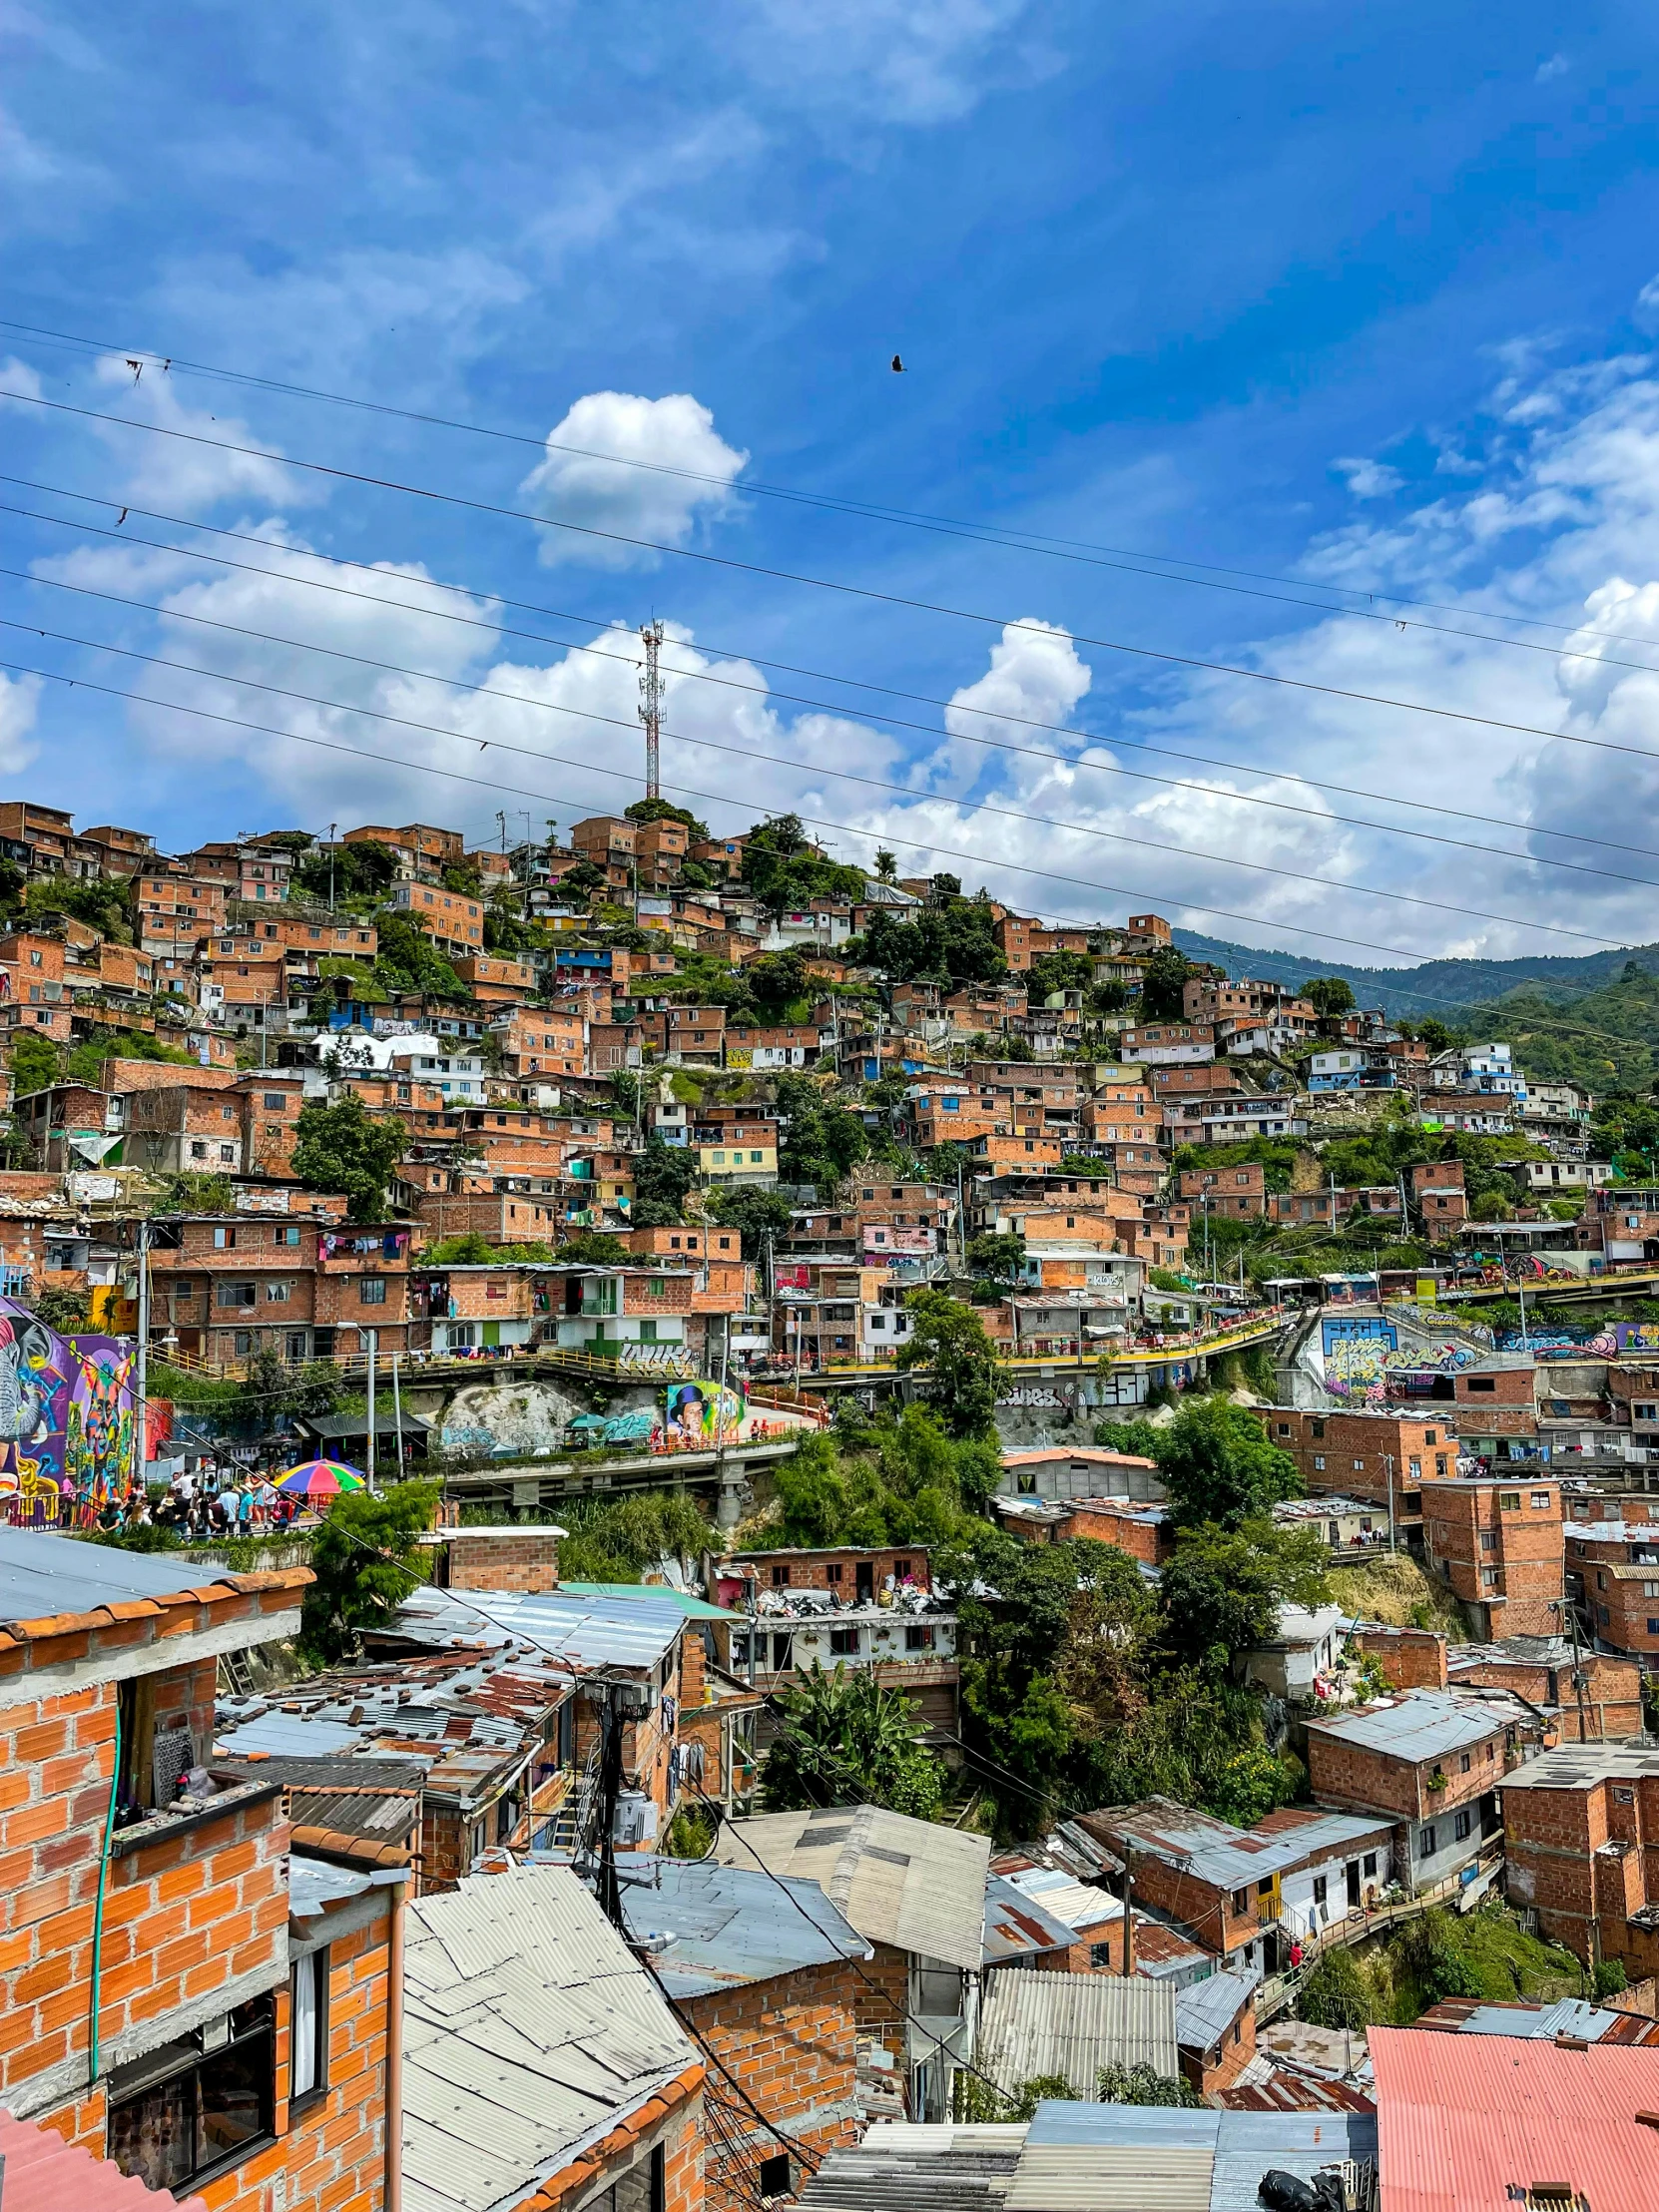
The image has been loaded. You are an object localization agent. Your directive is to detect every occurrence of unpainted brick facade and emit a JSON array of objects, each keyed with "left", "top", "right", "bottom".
[{"left": 1419, "top": 1476, "right": 1565, "bottom": 1636}]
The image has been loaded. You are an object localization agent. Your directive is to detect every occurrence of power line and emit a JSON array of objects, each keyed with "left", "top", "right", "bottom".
[
  {"left": 4, "top": 385, "right": 1645, "bottom": 774},
  {"left": 0, "top": 610, "right": 1634, "bottom": 953},
  {"left": 8, "top": 311, "right": 1658, "bottom": 661},
  {"left": 11, "top": 489, "right": 1659, "bottom": 884},
  {"left": 0, "top": 648, "right": 1623, "bottom": 1013}
]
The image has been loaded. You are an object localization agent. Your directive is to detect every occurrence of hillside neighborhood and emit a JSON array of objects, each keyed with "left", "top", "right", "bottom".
[{"left": 0, "top": 795, "right": 1658, "bottom": 2206}]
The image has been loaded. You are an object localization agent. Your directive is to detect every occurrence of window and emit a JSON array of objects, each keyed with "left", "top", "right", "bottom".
[
  {"left": 108, "top": 1992, "right": 276, "bottom": 2190},
  {"left": 1467, "top": 1378, "right": 1496, "bottom": 1393},
  {"left": 1232, "top": 1889, "right": 1249, "bottom": 1915},
  {"left": 1089, "top": 1939, "right": 1118, "bottom": 1968},
  {"left": 215, "top": 1282, "right": 257, "bottom": 1310},
  {"left": 1435, "top": 1455, "right": 1448, "bottom": 1478},
  {"left": 1480, "top": 1531, "right": 1496, "bottom": 1552},
  {"left": 1499, "top": 1492, "right": 1521, "bottom": 1511},
  {"left": 1313, "top": 1876, "right": 1328, "bottom": 1907},
  {"left": 1353, "top": 1458, "right": 1365, "bottom": 1472},
  {"left": 358, "top": 1277, "right": 386, "bottom": 1305},
  {"left": 830, "top": 1627, "right": 860, "bottom": 1655},
  {"left": 759, "top": 2154, "right": 792, "bottom": 2200},
  {"left": 265, "top": 1283, "right": 289, "bottom": 1304},
  {"left": 1363, "top": 1853, "right": 1378, "bottom": 1877},
  {"left": 1313, "top": 1453, "right": 1326, "bottom": 1471},
  {"left": 274, "top": 1225, "right": 300, "bottom": 1246},
  {"left": 905, "top": 1625, "right": 934, "bottom": 1650},
  {"left": 585, "top": 2146, "right": 665, "bottom": 2212},
  {"left": 1419, "top": 1825, "right": 1437, "bottom": 1859},
  {"left": 1452, "top": 1808, "right": 1473, "bottom": 1843},
  {"left": 1460, "top": 1752, "right": 1471, "bottom": 1773},
  {"left": 213, "top": 1226, "right": 238, "bottom": 1250},
  {"left": 290, "top": 1948, "right": 328, "bottom": 2106}
]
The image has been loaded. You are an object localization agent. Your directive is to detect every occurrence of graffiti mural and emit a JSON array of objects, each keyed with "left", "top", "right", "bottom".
[
  {"left": 0, "top": 1297, "right": 136, "bottom": 1513},
  {"left": 1323, "top": 1322, "right": 1481, "bottom": 1404}
]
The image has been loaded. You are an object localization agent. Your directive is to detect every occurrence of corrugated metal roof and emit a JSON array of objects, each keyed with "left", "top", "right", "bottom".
[
  {"left": 1304, "top": 1689, "right": 1521, "bottom": 1762},
  {"left": 982, "top": 1876, "right": 1078, "bottom": 1966},
  {"left": 975, "top": 1972, "right": 1178, "bottom": 2097},
  {"left": 1371, "top": 2023, "right": 1659, "bottom": 2212},
  {"left": 0, "top": 2107, "right": 209, "bottom": 2212},
  {"left": 1501, "top": 1740, "right": 1659, "bottom": 1792},
  {"left": 596, "top": 1853, "right": 869, "bottom": 1997},
  {"left": 798, "top": 2127, "right": 1024, "bottom": 2212},
  {"left": 710, "top": 1806, "right": 992, "bottom": 1972},
  {"left": 1004, "top": 2145, "right": 1213, "bottom": 2212},
  {"left": 557, "top": 1582, "right": 740, "bottom": 1621},
  {"left": 0, "top": 1522, "right": 237, "bottom": 1622},
  {"left": 1000, "top": 1866, "right": 1121, "bottom": 1937},
  {"left": 1415, "top": 1996, "right": 1659, "bottom": 2048},
  {"left": 1211, "top": 2061, "right": 1377, "bottom": 2114},
  {"left": 1174, "top": 1971, "right": 1254, "bottom": 2056},
  {"left": 288, "top": 1852, "right": 386, "bottom": 1920},
  {"left": 402, "top": 1862, "right": 699, "bottom": 2212},
  {"left": 1207, "top": 2111, "right": 1379, "bottom": 2212},
  {"left": 385, "top": 1582, "right": 686, "bottom": 1670},
  {"left": 1075, "top": 1798, "right": 1390, "bottom": 1891}
]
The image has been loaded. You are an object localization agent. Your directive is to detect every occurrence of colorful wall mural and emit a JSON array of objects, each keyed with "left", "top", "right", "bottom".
[{"left": 0, "top": 1297, "right": 137, "bottom": 1519}]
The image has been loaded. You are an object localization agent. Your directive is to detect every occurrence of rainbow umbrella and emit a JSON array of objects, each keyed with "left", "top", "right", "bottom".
[{"left": 275, "top": 1457, "right": 367, "bottom": 1499}]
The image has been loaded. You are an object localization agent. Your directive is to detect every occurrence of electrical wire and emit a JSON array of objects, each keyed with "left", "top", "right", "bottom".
[
  {"left": 8, "top": 311, "right": 1658, "bottom": 660},
  {"left": 2, "top": 647, "right": 1616, "bottom": 1023},
  {"left": 4, "top": 385, "right": 1648, "bottom": 774},
  {"left": 0, "top": 613, "right": 1632, "bottom": 953},
  {"left": 13, "top": 476, "right": 1659, "bottom": 870},
  {"left": 0, "top": 648, "right": 1605, "bottom": 1005},
  {"left": 12, "top": 533, "right": 1659, "bottom": 901}
]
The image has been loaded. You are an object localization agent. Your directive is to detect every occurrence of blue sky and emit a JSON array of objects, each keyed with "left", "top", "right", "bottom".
[{"left": 3, "top": 1, "right": 1659, "bottom": 966}]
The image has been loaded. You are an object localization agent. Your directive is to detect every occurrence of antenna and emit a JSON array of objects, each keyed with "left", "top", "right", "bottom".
[{"left": 639, "top": 620, "right": 664, "bottom": 801}]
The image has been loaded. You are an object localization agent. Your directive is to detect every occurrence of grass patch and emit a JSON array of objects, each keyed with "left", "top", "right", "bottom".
[
  {"left": 1329, "top": 1556, "right": 1468, "bottom": 1640},
  {"left": 1302, "top": 1905, "right": 1583, "bottom": 2032}
]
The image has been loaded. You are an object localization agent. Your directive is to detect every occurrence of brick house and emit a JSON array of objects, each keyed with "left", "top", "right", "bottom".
[
  {"left": 1447, "top": 1638, "right": 1643, "bottom": 1741},
  {"left": 1419, "top": 1474, "right": 1566, "bottom": 1637},
  {"left": 147, "top": 1216, "right": 414, "bottom": 1364},
  {"left": 493, "top": 1005, "right": 587, "bottom": 1079},
  {"left": 1177, "top": 1162, "right": 1266, "bottom": 1216},
  {"left": 387, "top": 879, "right": 483, "bottom": 951},
  {"left": 1259, "top": 1407, "right": 1452, "bottom": 1533},
  {"left": 709, "top": 1806, "right": 991, "bottom": 2122},
  {"left": 124, "top": 1082, "right": 249, "bottom": 1177},
  {"left": 1451, "top": 1362, "right": 1540, "bottom": 1458},
  {"left": 0, "top": 1528, "right": 415, "bottom": 2210},
  {"left": 1075, "top": 1801, "right": 1396, "bottom": 1980},
  {"left": 633, "top": 1854, "right": 868, "bottom": 2208},
  {"left": 410, "top": 1262, "right": 539, "bottom": 1355},
  {"left": 1304, "top": 1688, "right": 1530, "bottom": 1892},
  {"left": 720, "top": 1546, "right": 933, "bottom": 1602},
  {"left": 1501, "top": 1742, "right": 1659, "bottom": 1970}
]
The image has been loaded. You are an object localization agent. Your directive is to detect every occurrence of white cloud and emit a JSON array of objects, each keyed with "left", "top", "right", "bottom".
[
  {"left": 0, "top": 671, "right": 42, "bottom": 774},
  {"left": 1535, "top": 52, "right": 1570, "bottom": 82},
  {"left": 1333, "top": 455, "right": 1403, "bottom": 499},
  {"left": 519, "top": 392, "right": 748, "bottom": 569},
  {"left": 0, "top": 354, "right": 43, "bottom": 407},
  {"left": 733, "top": 0, "right": 1055, "bottom": 125},
  {"left": 1635, "top": 275, "right": 1659, "bottom": 332},
  {"left": 87, "top": 353, "right": 313, "bottom": 515}
]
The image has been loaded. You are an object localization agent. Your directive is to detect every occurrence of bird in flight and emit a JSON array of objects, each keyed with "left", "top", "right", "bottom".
[{"left": 890, "top": 354, "right": 905, "bottom": 372}]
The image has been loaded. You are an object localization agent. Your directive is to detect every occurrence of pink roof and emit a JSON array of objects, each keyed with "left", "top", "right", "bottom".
[
  {"left": 1372, "top": 2025, "right": 1659, "bottom": 2211},
  {"left": 0, "top": 2110, "right": 209, "bottom": 2211}
]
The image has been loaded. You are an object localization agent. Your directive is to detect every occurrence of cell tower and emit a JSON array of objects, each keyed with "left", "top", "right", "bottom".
[{"left": 638, "top": 621, "right": 664, "bottom": 800}]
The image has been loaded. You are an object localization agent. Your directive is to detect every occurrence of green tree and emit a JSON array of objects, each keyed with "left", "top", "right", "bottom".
[
  {"left": 1300, "top": 975, "right": 1359, "bottom": 1019},
  {"left": 966, "top": 1232, "right": 1026, "bottom": 1286},
  {"left": 28, "top": 1285, "right": 88, "bottom": 1334},
  {"left": 145, "top": 1171, "right": 237, "bottom": 1217},
  {"left": 1153, "top": 1396, "right": 1304, "bottom": 1528},
  {"left": 423, "top": 1232, "right": 499, "bottom": 1264},
  {"left": 290, "top": 1092, "right": 408, "bottom": 1222},
  {"left": 1297, "top": 1948, "right": 1375, "bottom": 2031},
  {"left": 708, "top": 1184, "right": 795, "bottom": 1259},
  {"left": 372, "top": 912, "right": 469, "bottom": 1002},
  {"left": 1136, "top": 946, "right": 1196, "bottom": 1021},
  {"left": 761, "top": 1662, "right": 944, "bottom": 1821},
  {"left": 630, "top": 1198, "right": 682, "bottom": 1230},
  {"left": 1026, "top": 950, "right": 1095, "bottom": 1002},
  {"left": 1097, "top": 2062, "right": 1202, "bottom": 2108},
  {"left": 300, "top": 1480, "right": 438, "bottom": 1662},
  {"left": 1091, "top": 1417, "right": 1164, "bottom": 1459},
  {"left": 1159, "top": 1520, "right": 1330, "bottom": 1677},
  {"left": 556, "top": 1230, "right": 629, "bottom": 1263},
  {"left": 293, "top": 836, "right": 401, "bottom": 903},
  {"left": 632, "top": 1137, "right": 698, "bottom": 1217},
  {"left": 896, "top": 1289, "right": 1003, "bottom": 1437},
  {"left": 771, "top": 1072, "right": 871, "bottom": 1195},
  {"left": 855, "top": 896, "right": 1008, "bottom": 987},
  {"left": 626, "top": 798, "right": 710, "bottom": 838},
  {"left": 556, "top": 1488, "right": 716, "bottom": 1581},
  {"left": 743, "top": 815, "right": 868, "bottom": 918},
  {"left": 9, "top": 1031, "right": 60, "bottom": 1096},
  {"left": 873, "top": 848, "right": 898, "bottom": 883}
]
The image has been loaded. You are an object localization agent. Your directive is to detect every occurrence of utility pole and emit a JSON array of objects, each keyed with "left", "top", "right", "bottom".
[
  {"left": 639, "top": 621, "right": 665, "bottom": 801},
  {"left": 1382, "top": 1450, "right": 1396, "bottom": 1557},
  {"left": 391, "top": 1352, "right": 405, "bottom": 1481},
  {"left": 591, "top": 1681, "right": 628, "bottom": 1933},
  {"left": 357, "top": 1326, "right": 378, "bottom": 1490},
  {"left": 135, "top": 1218, "right": 151, "bottom": 1488},
  {"left": 327, "top": 824, "right": 337, "bottom": 913}
]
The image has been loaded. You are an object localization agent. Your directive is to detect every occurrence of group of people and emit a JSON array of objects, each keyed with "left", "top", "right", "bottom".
[{"left": 144, "top": 1470, "right": 307, "bottom": 1538}]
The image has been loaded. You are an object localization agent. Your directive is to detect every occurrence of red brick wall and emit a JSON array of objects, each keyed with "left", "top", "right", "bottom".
[
  {"left": 682, "top": 1959, "right": 859, "bottom": 2210},
  {"left": 1059, "top": 1502, "right": 1171, "bottom": 1565},
  {"left": 1179, "top": 1995, "right": 1256, "bottom": 2096},
  {"left": 1355, "top": 1628, "right": 1449, "bottom": 1691},
  {"left": 1307, "top": 1724, "right": 1505, "bottom": 1824},
  {"left": 1260, "top": 1408, "right": 1452, "bottom": 1518},
  {"left": 278, "top": 1904, "right": 396, "bottom": 2212},
  {"left": 1421, "top": 1478, "right": 1565, "bottom": 1634},
  {"left": 443, "top": 1531, "right": 561, "bottom": 1592},
  {"left": 527, "top": 2071, "right": 705, "bottom": 2212},
  {"left": 727, "top": 1548, "right": 931, "bottom": 1596}
]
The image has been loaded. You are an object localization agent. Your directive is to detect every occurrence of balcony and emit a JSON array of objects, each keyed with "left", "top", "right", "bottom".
[{"left": 111, "top": 1770, "right": 282, "bottom": 1861}]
